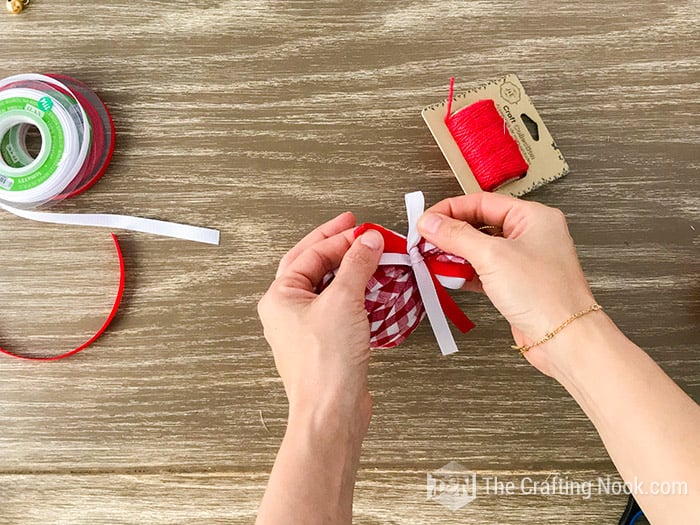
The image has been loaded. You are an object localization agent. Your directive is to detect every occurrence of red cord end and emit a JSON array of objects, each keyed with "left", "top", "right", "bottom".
[{"left": 445, "top": 77, "right": 455, "bottom": 123}]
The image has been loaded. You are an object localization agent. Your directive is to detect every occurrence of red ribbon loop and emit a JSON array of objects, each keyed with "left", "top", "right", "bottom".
[{"left": 0, "top": 234, "right": 125, "bottom": 361}]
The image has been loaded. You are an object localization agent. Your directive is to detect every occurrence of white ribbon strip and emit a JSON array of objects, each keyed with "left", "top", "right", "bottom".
[
  {"left": 0, "top": 203, "right": 220, "bottom": 245},
  {"left": 376, "top": 191, "right": 458, "bottom": 355}
]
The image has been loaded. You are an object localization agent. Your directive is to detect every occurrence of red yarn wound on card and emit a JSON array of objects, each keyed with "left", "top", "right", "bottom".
[{"left": 444, "top": 77, "right": 528, "bottom": 191}]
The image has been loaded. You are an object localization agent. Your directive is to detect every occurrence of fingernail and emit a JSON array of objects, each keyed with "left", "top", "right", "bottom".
[
  {"left": 419, "top": 213, "right": 441, "bottom": 235},
  {"left": 359, "top": 229, "right": 382, "bottom": 250}
]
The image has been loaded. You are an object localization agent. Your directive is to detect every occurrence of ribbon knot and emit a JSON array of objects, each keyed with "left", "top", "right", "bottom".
[{"left": 408, "top": 246, "right": 424, "bottom": 266}]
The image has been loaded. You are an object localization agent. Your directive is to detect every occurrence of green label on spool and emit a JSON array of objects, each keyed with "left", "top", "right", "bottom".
[
  {"left": 38, "top": 96, "right": 54, "bottom": 112},
  {"left": 0, "top": 96, "right": 65, "bottom": 191}
]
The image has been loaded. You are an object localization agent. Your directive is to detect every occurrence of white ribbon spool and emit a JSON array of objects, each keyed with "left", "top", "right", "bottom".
[{"left": 0, "top": 74, "right": 219, "bottom": 245}]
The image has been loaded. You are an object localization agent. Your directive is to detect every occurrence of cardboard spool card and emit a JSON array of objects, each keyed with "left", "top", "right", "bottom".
[{"left": 422, "top": 74, "right": 569, "bottom": 196}]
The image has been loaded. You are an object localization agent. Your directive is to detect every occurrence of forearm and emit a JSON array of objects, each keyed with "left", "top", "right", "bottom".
[
  {"left": 550, "top": 312, "right": 700, "bottom": 523},
  {"left": 256, "top": 401, "right": 368, "bottom": 525}
]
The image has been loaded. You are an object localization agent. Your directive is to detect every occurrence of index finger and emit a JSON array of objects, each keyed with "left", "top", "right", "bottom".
[
  {"left": 276, "top": 212, "right": 356, "bottom": 278},
  {"left": 277, "top": 229, "right": 355, "bottom": 292},
  {"left": 427, "top": 192, "right": 523, "bottom": 230}
]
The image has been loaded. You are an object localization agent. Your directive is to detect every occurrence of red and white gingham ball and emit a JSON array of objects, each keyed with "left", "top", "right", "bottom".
[{"left": 319, "top": 242, "right": 469, "bottom": 349}]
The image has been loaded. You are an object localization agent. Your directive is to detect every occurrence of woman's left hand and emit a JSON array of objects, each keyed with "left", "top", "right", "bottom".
[{"left": 258, "top": 212, "right": 384, "bottom": 427}]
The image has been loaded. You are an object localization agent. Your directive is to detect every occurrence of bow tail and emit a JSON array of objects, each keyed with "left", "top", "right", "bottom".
[
  {"left": 413, "top": 262, "right": 459, "bottom": 355},
  {"left": 430, "top": 273, "right": 475, "bottom": 333}
]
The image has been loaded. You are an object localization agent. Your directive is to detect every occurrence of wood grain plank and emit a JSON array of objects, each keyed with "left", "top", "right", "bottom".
[{"left": 2, "top": 470, "right": 627, "bottom": 525}]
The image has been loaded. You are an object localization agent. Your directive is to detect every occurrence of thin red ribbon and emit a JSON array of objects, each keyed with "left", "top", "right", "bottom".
[
  {"left": 354, "top": 223, "right": 475, "bottom": 333},
  {"left": 0, "top": 234, "right": 125, "bottom": 361}
]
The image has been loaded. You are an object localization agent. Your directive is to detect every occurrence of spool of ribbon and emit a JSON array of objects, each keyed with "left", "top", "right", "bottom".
[
  {"left": 320, "top": 191, "right": 475, "bottom": 355},
  {"left": 0, "top": 73, "right": 219, "bottom": 244}
]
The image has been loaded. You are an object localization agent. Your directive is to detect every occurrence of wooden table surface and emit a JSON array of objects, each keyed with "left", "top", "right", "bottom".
[{"left": 1, "top": 1, "right": 698, "bottom": 523}]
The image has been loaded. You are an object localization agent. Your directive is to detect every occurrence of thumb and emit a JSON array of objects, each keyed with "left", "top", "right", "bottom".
[
  {"left": 418, "top": 212, "right": 494, "bottom": 262},
  {"left": 329, "top": 229, "right": 383, "bottom": 298}
]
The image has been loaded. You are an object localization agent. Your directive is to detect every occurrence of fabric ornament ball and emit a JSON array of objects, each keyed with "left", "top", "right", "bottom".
[{"left": 319, "top": 223, "right": 476, "bottom": 349}]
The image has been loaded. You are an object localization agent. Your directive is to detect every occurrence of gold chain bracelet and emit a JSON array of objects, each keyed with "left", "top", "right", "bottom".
[
  {"left": 478, "top": 225, "right": 503, "bottom": 237},
  {"left": 512, "top": 303, "right": 603, "bottom": 355}
]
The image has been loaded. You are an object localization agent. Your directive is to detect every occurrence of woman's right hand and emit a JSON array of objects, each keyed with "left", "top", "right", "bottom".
[{"left": 417, "top": 192, "right": 596, "bottom": 377}]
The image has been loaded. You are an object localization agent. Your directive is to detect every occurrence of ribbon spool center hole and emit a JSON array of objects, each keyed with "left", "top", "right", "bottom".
[
  {"left": 1, "top": 122, "right": 43, "bottom": 168},
  {"left": 22, "top": 124, "right": 42, "bottom": 161}
]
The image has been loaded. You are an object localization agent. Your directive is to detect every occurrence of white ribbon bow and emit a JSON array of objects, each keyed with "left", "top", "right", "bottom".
[{"left": 377, "top": 191, "right": 458, "bottom": 355}]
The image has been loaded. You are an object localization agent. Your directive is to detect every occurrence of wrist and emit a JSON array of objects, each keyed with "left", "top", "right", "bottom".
[
  {"left": 530, "top": 309, "right": 620, "bottom": 385},
  {"left": 260, "top": 389, "right": 370, "bottom": 525},
  {"left": 288, "top": 390, "right": 372, "bottom": 445}
]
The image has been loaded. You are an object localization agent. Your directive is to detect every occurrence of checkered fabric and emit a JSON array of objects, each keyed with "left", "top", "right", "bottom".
[{"left": 319, "top": 239, "right": 471, "bottom": 349}]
